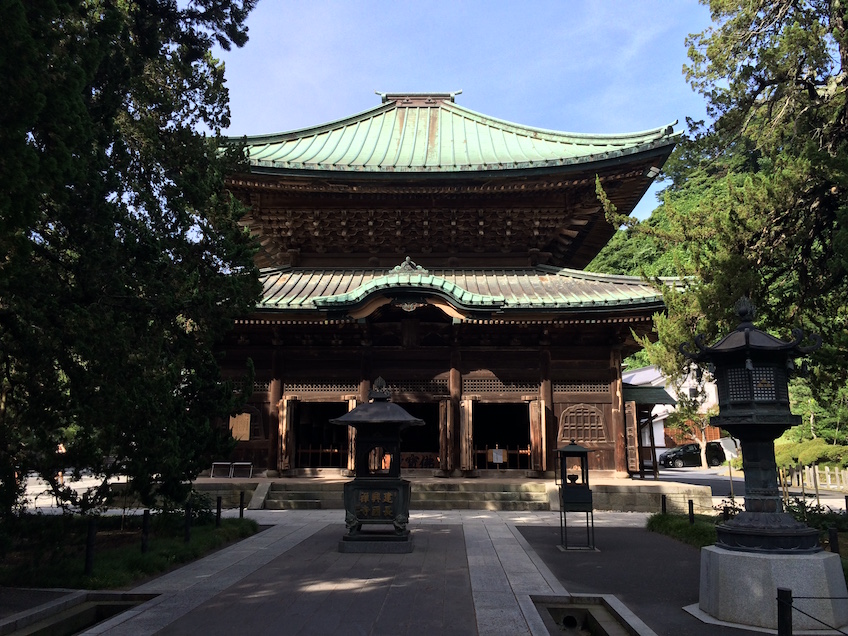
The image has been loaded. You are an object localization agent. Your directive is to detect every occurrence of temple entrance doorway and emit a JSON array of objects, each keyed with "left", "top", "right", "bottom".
[
  {"left": 397, "top": 402, "right": 440, "bottom": 470},
  {"left": 293, "top": 401, "right": 349, "bottom": 468},
  {"left": 473, "top": 402, "right": 531, "bottom": 470}
]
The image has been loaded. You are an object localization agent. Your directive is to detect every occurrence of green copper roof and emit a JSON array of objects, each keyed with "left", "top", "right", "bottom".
[
  {"left": 238, "top": 93, "right": 679, "bottom": 175},
  {"left": 312, "top": 261, "right": 506, "bottom": 311},
  {"left": 622, "top": 384, "right": 677, "bottom": 406},
  {"left": 257, "top": 259, "right": 663, "bottom": 316}
]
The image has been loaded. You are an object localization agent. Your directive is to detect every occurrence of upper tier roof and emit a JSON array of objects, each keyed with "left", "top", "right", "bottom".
[{"left": 238, "top": 92, "right": 679, "bottom": 176}]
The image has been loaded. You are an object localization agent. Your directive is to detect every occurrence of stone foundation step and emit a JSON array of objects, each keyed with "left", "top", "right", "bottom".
[
  {"left": 411, "top": 491, "right": 548, "bottom": 502},
  {"left": 413, "top": 500, "right": 550, "bottom": 511},
  {"left": 261, "top": 481, "right": 552, "bottom": 511},
  {"left": 264, "top": 499, "right": 324, "bottom": 510},
  {"left": 413, "top": 482, "right": 548, "bottom": 493}
]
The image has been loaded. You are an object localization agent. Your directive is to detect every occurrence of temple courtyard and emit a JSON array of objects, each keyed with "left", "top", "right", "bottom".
[{"left": 3, "top": 506, "right": 769, "bottom": 636}]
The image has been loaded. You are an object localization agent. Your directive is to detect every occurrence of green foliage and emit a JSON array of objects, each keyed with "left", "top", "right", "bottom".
[
  {"left": 594, "top": 1, "right": 848, "bottom": 459},
  {"left": 588, "top": 204, "right": 694, "bottom": 279},
  {"left": 646, "top": 512, "right": 717, "bottom": 548},
  {"left": 775, "top": 437, "right": 848, "bottom": 467},
  {"left": 783, "top": 497, "right": 848, "bottom": 534},
  {"left": 668, "top": 0, "right": 848, "bottom": 384},
  {"left": 0, "top": 512, "right": 257, "bottom": 589},
  {"left": 0, "top": 1, "right": 259, "bottom": 516}
]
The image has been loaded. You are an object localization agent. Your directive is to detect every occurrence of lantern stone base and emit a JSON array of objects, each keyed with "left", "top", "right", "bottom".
[{"left": 696, "top": 545, "right": 848, "bottom": 630}]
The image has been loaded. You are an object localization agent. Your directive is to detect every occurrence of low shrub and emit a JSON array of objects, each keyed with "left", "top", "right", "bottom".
[
  {"left": 0, "top": 511, "right": 258, "bottom": 589},
  {"left": 646, "top": 512, "right": 717, "bottom": 548}
]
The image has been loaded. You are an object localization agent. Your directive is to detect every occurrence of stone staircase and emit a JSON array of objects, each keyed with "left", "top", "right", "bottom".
[
  {"left": 262, "top": 480, "right": 552, "bottom": 511},
  {"left": 412, "top": 482, "right": 550, "bottom": 511},
  {"left": 264, "top": 482, "right": 344, "bottom": 510}
]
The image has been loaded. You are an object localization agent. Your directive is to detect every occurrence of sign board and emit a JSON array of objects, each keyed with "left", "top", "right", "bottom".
[
  {"left": 488, "top": 448, "right": 505, "bottom": 464},
  {"left": 624, "top": 401, "right": 639, "bottom": 473},
  {"left": 353, "top": 487, "right": 398, "bottom": 520},
  {"left": 229, "top": 413, "right": 251, "bottom": 441}
]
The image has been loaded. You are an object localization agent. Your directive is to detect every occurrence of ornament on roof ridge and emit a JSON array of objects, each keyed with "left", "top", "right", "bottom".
[
  {"left": 369, "top": 377, "right": 392, "bottom": 401},
  {"left": 734, "top": 296, "right": 755, "bottom": 323},
  {"left": 392, "top": 256, "right": 428, "bottom": 274}
]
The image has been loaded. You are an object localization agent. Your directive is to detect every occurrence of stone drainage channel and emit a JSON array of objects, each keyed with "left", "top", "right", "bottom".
[
  {"left": 0, "top": 592, "right": 156, "bottom": 636},
  {"left": 2, "top": 591, "right": 644, "bottom": 636}
]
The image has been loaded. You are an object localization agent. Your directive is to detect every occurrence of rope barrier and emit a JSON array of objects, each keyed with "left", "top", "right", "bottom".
[{"left": 776, "top": 594, "right": 848, "bottom": 635}]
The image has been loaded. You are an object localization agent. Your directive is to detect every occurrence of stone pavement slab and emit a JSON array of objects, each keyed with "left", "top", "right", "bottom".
[
  {"left": 517, "top": 524, "right": 764, "bottom": 636},
  {"left": 148, "top": 524, "right": 475, "bottom": 636},
  {"left": 79, "top": 510, "right": 660, "bottom": 636},
  {"left": 3, "top": 509, "right": 786, "bottom": 636}
]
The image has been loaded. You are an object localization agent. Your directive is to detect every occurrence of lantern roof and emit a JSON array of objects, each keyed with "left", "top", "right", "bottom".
[
  {"left": 330, "top": 377, "right": 424, "bottom": 430},
  {"left": 555, "top": 440, "right": 593, "bottom": 456},
  {"left": 681, "top": 298, "right": 821, "bottom": 362}
]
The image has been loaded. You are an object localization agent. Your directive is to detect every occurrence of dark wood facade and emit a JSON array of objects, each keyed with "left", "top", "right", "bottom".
[{"left": 220, "top": 93, "right": 677, "bottom": 476}]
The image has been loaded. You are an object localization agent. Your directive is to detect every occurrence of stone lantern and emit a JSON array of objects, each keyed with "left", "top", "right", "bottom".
[
  {"left": 681, "top": 298, "right": 848, "bottom": 631},
  {"left": 331, "top": 377, "right": 423, "bottom": 553},
  {"left": 681, "top": 297, "right": 820, "bottom": 552}
]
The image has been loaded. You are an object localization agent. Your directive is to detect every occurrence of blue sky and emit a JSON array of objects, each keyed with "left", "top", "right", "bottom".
[{"left": 218, "top": 1, "right": 714, "bottom": 219}]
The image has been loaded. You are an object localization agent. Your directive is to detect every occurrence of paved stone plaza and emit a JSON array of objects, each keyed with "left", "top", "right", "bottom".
[
  {"left": 9, "top": 473, "right": 841, "bottom": 635},
  {"left": 35, "top": 509, "right": 762, "bottom": 636}
]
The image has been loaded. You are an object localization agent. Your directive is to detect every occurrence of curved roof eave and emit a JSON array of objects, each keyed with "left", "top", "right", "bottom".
[
  {"left": 241, "top": 137, "right": 679, "bottom": 180},
  {"left": 254, "top": 264, "right": 667, "bottom": 316},
  {"left": 228, "top": 94, "right": 680, "bottom": 177}
]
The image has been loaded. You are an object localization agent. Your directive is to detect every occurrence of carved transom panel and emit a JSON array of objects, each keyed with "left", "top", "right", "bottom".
[
  {"left": 285, "top": 382, "right": 359, "bottom": 394},
  {"left": 463, "top": 378, "right": 538, "bottom": 394},
  {"left": 553, "top": 381, "right": 609, "bottom": 393},
  {"left": 558, "top": 404, "right": 606, "bottom": 443}
]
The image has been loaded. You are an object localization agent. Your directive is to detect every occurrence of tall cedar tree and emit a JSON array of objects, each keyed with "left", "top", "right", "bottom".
[
  {"left": 597, "top": 0, "right": 848, "bottom": 399},
  {"left": 0, "top": 0, "right": 259, "bottom": 516}
]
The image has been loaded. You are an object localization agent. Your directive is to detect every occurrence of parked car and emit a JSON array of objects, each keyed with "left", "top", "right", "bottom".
[{"left": 659, "top": 442, "right": 725, "bottom": 468}]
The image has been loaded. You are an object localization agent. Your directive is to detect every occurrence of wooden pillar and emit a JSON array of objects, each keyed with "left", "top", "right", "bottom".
[
  {"left": 540, "top": 348, "right": 553, "bottom": 472},
  {"left": 438, "top": 399, "right": 450, "bottom": 474},
  {"left": 446, "top": 354, "right": 461, "bottom": 474},
  {"left": 268, "top": 377, "right": 282, "bottom": 471},
  {"left": 268, "top": 348, "right": 283, "bottom": 472},
  {"left": 611, "top": 347, "right": 627, "bottom": 474},
  {"left": 529, "top": 399, "right": 543, "bottom": 472},
  {"left": 353, "top": 350, "right": 371, "bottom": 473},
  {"left": 347, "top": 396, "right": 359, "bottom": 472},
  {"left": 279, "top": 397, "right": 296, "bottom": 472},
  {"left": 460, "top": 398, "right": 474, "bottom": 471}
]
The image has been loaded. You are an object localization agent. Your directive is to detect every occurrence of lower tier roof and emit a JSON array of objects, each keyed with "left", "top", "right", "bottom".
[{"left": 256, "top": 259, "right": 664, "bottom": 321}]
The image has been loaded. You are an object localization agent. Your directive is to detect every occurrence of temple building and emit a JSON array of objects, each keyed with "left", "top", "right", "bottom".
[{"left": 220, "top": 92, "right": 678, "bottom": 477}]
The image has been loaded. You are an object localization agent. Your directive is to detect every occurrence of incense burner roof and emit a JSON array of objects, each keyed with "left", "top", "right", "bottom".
[{"left": 237, "top": 93, "right": 679, "bottom": 176}]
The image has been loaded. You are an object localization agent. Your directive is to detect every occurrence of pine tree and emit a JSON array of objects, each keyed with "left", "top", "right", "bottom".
[{"left": 0, "top": 0, "right": 259, "bottom": 515}]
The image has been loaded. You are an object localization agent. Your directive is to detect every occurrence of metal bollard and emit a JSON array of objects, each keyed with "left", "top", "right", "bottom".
[
  {"left": 141, "top": 509, "right": 150, "bottom": 553},
  {"left": 777, "top": 587, "right": 793, "bottom": 636},
  {"left": 84, "top": 517, "right": 97, "bottom": 576},
  {"left": 688, "top": 499, "right": 695, "bottom": 524},
  {"left": 661, "top": 494, "right": 667, "bottom": 514},
  {"left": 184, "top": 502, "right": 191, "bottom": 543},
  {"left": 829, "top": 526, "right": 840, "bottom": 556},
  {"left": 216, "top": 496, "right": 222, "bottom": 528},
  {"left": 240, "top": 491, "right": 245, "bottom": 519}
]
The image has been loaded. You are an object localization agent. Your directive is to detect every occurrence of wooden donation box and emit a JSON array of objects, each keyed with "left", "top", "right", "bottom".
[{"left": 331, "top": 378, "right": 423, "bottom": 551}]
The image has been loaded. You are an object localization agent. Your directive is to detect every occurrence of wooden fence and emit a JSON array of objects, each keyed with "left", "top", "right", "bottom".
[{"left": 779, "top": 465, "right": 848, "bottom": 503}]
